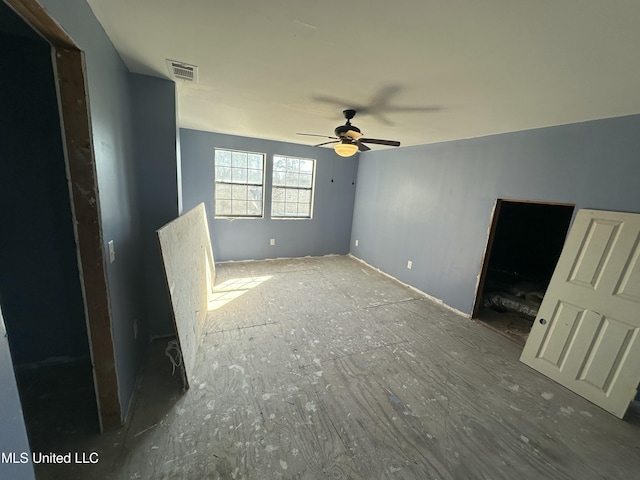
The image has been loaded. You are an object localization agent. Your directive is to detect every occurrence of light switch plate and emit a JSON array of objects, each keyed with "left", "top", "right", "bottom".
[{"left": 108, "top": 240, "right": 115, "bottom": 263}]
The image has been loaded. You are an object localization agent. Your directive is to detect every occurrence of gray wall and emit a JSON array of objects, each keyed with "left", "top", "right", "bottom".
[
  {"left": 0, "top": 308, "right": 34, "bottom": 480},
  {"left": 351, "top": 114, "right": 640, "bottom": 315},
  {"left": 131, "top": 74, "right": 179, "bottom": 337},
  {"left": 39, "top": 0, "right": 149, "bottom": 419},
  {"left": 180, "top": 129, "right": 358, "bottom": 262}
]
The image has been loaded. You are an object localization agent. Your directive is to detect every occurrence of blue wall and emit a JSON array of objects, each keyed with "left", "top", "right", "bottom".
[
  {"left": 180, "top": 129, "right": 358, "bottom": 262},
  {"left": 39, "top": 0, "right": 149, "bottom": 419},
  {"left": 351, "top": 114, "right": 640, "bottom": 315},
  {"left": 0, "top": 308, "right": 34, "bottom": 480},
  {"left": 131, "top": 74, "right": 180, "bottom": 337}
]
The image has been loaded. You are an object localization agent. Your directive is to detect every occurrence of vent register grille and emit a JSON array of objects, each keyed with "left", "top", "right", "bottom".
[{"left": 167, "top": 60, "right": 198, "bottom": 82}]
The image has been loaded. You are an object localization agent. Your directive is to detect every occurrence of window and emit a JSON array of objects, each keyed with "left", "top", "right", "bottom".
[
  {"left": 271, "top": 155, "right": 315, "bottom": 218},
  {"left": 214, "top": 149, "right": 264, "bottom": 217}
]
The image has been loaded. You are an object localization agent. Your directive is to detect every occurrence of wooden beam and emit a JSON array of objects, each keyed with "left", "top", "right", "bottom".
[{"left": 54, "top": 48, "right": 121, "bottom": 429}]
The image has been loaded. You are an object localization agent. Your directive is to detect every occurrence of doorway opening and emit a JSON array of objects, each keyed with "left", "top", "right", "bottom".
[
  {"left": 3, "top": 0, "right": 121, "bottom": 439},
  {"left": 0, "top": 2, "right": 100, "bottom": 453},
  {"left": 473, "top": 199, "right": 575, "bottom": 345}
]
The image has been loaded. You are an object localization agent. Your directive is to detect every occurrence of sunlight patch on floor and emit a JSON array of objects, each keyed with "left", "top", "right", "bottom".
[{"left": 208, "top": 275, "right": 272, "bottom": 311}]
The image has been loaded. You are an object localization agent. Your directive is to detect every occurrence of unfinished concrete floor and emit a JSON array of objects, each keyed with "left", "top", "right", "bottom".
[{"left": 37, "top": 255, "right": 640, "bottom": 479}]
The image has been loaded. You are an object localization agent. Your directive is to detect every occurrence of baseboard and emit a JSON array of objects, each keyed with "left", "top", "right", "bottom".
[{"left": 347, "top": 253, "right": 470, "bottom": 319}]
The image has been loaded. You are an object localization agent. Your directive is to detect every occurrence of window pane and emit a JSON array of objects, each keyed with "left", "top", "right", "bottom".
[
  {"left": 285, "top": 188, "right": 298, "bottom": 203},
  {"left": 272, "top": 202, "right": 285, "bottom": 216},
  {"left": 285, "top": 203, "right": 298, "bottom": 216},
  {"left": 272, "top": 187, "right": 285, "bottom": 201},
  {"left": 287, "top": 157, "right": 299, "bottom": 172},
  {"left": 285, "top": 173, "right": 299, "bottom": 187},
  {"left": 232, "top": 152, "right": 247, "bottom": 168},
  {"left": 216, "top": 199, "right": 231, "bottom": 215},
  {"left": 298, "top": 203, "right": 310, "bottom": 217},
  {"left": 248, "top": 154, "right": 263, "bottom": 170},
  {"left": 216, "top": 183, "right": 231, "bottom": 199},
  {"left": 231, "top": 184, "right": 247, "bottom": 199},
  {"left": 215, "top": 150, "right": 231, "bottom": 166},
  {"left": 299, "top": 174, "right": 312, "bottom": 188},
  {"left": 247, "top": 168, "right": 262, "bottom": 184},
  {"left": 299, "top": 189, "right": 311, "bottom": 203},
  {"left": 249, "top": 186, "right": 263, "bottom": 202},
  {"left": 231, "top": 200, "right": 247, "bottom": 215},
  {"left": 231, "top": 167, "right": 248, "bottom": 184},
  {"left": 300, "top": 159, "right": 313, "bottom": 174},
  {"left": 273, "top": 156, "right": 287, "bottom": 172},
  {"left": 216, "top": 166, "right": 231, "bottom": 183},
  {"left": 273, "top": 171, "right": 286, "bottom": 186},
  {"left": 247, "top": 201, "right": 261, "bottom": 216}
]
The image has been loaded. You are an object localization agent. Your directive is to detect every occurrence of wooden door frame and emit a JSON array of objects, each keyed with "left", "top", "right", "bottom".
[
  {"left": 472, "top": 198, "right": 576, "bottom": 319},
  {"left": 5, "top": 0, "right": 120, "bottom": 430}
]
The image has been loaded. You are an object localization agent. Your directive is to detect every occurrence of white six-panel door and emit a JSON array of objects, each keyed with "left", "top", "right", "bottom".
[{"left": 520, "top": 209, "right": 640, "bottom": 418}]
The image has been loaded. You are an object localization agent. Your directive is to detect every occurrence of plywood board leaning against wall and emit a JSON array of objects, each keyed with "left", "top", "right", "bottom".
[{"left": 157, "top": 203, "right": 215, "bottom": 388}]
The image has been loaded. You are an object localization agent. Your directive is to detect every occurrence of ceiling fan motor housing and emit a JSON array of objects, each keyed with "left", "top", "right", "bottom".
[
  {"left": 335, "top": 109, "right": 360, "bottom": 138},
  {"left": 343, "top": 109, "right": 356, "bottom": 120}
]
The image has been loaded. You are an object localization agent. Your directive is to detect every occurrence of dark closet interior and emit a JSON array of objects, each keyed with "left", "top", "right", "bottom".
[
  {"left": 0, "top": 3, "right": 99, "bottom": 454},
  {"left": 474, "top": 200, "right": 575, "bottom": 344}
]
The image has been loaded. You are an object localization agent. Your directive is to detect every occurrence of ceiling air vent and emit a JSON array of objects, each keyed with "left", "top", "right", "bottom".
[{"left": 167, "top": 60, "right": 198, "bottom": 83}]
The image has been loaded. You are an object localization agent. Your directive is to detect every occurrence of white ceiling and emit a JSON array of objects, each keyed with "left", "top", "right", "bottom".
[{"left": 86, "top": 0, "right": 640, "bottom": 149}]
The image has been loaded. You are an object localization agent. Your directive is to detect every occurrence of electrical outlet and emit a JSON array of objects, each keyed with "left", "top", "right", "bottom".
[
  {"left": 355, "top": 239, "right": 359, "bottom": 247},
  {"left": 108, "top": 240, "right": 115, "bottom": 263},
  {"left": 407, "top": 260, "right": 412, "bottom": 269},
  {"left": 270, "top": 238, "right": 275, "bottom": 246}
]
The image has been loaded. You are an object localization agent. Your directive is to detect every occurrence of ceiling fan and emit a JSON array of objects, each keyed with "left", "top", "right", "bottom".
[{"left": 297, "top": 109, "right": 400, "bottom": 157}]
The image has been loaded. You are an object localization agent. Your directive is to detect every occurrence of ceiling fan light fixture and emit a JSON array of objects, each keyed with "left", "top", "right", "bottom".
[
  {"left": 298, "top": 109, "right": 399, "bottom": 155},
  {"left": 334, "top": 141, "right": 358, "bottom": 157}
]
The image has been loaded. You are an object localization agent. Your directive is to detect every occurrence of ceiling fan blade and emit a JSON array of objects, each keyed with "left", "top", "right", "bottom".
[
  {"left": 373, "top": 114, "right": 395, "bottom": 126},
  {"left": 297, "top": 132, "right": 338, "bottom": 139},
  {"left": 383, "top": 106, "right": 441, "bottom": 113},
  {"left": 359, "top": 138, "right": 401, "bottom": 147},
  {"left": 314, "top": 140, "right": 340, "bottom": 147},
  {"left": 356, "top": 141, "right": 371, "bottom": 152},
  {"left": 345, "top": 129, "right": 363, "bottom": 140},
  {"left": 369, "top": 85, "right": 402, "bottom": 107},
  {"left": 312, "top": 95, "right": 365, "bottom": 111}
]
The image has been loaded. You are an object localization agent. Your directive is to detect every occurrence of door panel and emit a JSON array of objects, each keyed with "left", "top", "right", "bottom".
[
  {"left": 521, "top": 209, "right": 640, "bottom": 418},
  {"left": 614, "top": 236, "right": 640, "bottom": 301}
]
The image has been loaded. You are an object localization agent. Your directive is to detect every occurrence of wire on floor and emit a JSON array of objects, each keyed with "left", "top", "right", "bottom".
[{"left": 164, "top": 340, "right": 183, "bottom": 375}]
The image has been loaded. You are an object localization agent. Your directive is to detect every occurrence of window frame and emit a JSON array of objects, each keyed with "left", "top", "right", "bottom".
[
  {"left": 270, "top": 154, "right": 316, "bottom": 220},
  {"left": 213, "top": 148, "right": 266, "bottom": 219}
]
